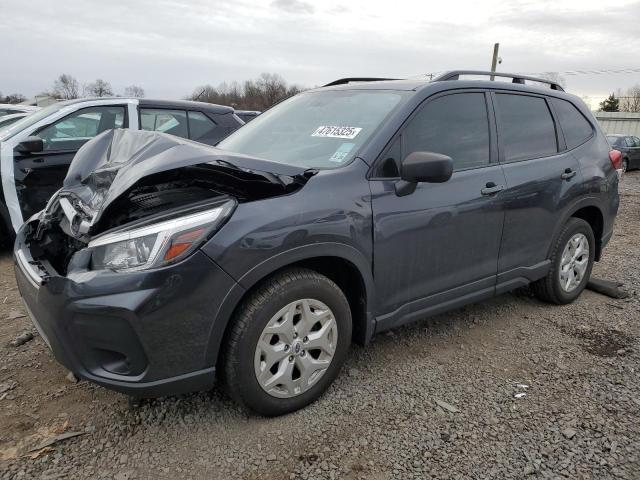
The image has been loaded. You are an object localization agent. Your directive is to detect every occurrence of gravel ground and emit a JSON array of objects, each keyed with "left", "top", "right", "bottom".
[{"left": 1, "top": 172, "right": 639, "bottom": 480}]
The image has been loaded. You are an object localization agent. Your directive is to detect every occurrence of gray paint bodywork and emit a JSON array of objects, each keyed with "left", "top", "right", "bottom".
[{"left": 13, "top": 78, "right": 619, "bottom": 397}]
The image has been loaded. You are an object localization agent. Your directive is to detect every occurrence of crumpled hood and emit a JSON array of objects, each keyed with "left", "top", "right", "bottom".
[{"left": 56, "top": 129, "right": 311, "bottom": 229}]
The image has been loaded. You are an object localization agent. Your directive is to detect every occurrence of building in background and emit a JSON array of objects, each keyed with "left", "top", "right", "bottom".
[
  {"left": 19, "top": 95, "right": 58, "bottom": 107},
  {"left": 595, "top": 112, "right": 640, "bottom": 136}
]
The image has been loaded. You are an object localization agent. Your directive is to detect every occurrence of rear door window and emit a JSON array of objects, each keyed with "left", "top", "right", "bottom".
[
  {"left": 625, "top": 137, "right": 635, "bottom": 147},
  {"left": 403, "top": 92, "right": 490, "bottom": 170},
  {"left": 495, "top": 94, "right": 557, "bottom": 162},
  {"left": 551, "top": 98, "right": 593, "bottom": 149},
  {"left": 140, "top": 109, "right": 188, "bottom": 138},
  {"left": 37, "top": 106, "right": 126, "bottom": 151}
]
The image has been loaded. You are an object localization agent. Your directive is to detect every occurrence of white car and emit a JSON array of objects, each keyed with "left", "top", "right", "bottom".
[
  {"left": 0, "top": 98, "right": 244, "bottom": 242},
  {"left": 0, "top": 104, "right": 40, "bottom": 117},
  {"left": 0, "top": 113, "right": 30, "bottom": 132}
]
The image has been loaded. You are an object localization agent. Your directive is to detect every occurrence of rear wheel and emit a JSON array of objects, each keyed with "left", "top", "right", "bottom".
[
  {"left": 221, "top": 268, "right": 352, "bottom": 416},
  {"left": 532, "top": 217, "right": 595, "bottom": 304},
  {"left": 622, "top": 158, "right": 629, "bottom": 173}
]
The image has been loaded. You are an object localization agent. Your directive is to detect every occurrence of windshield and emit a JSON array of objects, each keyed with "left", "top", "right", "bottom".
[
  {"left": 0, "top": 103, "right": 67, "bottom": 141},
  {"left": 217, "top": 90, "right": 407, "bottom": 169}
]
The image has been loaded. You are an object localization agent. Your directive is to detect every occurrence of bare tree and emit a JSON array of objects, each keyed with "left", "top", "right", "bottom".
[
  {"left": 188, "top": 73, "right": 303, "bottom": 110},
  {"left": 52, "top": 74, "right": 80, "bottom": 99},
  {"left": 124, "top": 85, "right": 145, "bottom": 98},
  {"left": 2, "top": 93, "right": 27, "bottom": 104},
  {"left": 619, "top": 85, "right": 640, "bottom": 113},
  {"left": 84, "top": 79, "right": 114, "bottom": 97}
]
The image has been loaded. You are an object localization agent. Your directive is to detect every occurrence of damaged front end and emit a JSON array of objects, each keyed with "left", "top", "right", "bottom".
[{"left": 22, "top": 129, "right": 314, "bottom": 277}]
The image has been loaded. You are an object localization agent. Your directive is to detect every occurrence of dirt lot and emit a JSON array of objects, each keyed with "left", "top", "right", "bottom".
[{"left": 1, "top": 173, "right": 639, "bottom": 480}]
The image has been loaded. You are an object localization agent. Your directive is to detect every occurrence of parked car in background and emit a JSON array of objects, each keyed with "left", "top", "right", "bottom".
[
  {"left": 0, "top": 104, "right": 40, "bottom": 117},
  {"left": 0, "top": 98, "right": 244, "bottom": 242},
  {"left": 14, "top": 71, "right": 619, "bottom": 416},
  {"left": 606, "top": 134, "right": 640, "bottom": 172},
  {"left": 0, "top": 113, "right": 29, "bottom": 131},
  {"left": 235, "top": 110, "right": 261, "bottom": 123}
]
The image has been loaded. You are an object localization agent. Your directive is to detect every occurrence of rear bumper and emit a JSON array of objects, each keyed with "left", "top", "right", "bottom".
[{"left": 14, "top": 228, "right": 240, "bottom": 397}]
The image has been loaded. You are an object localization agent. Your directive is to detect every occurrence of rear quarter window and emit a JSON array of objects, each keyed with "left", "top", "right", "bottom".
[
  {"left": 495, "top": 94, "right": 557, "bottom": 162},
  {"left": 551, "top": 98, "right": 593, "bottom": 149},
  {"left": 187, "top": 111, "right": 218, "bottom": 143}
]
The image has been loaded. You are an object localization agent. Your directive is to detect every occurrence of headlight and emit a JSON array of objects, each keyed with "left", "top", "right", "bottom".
[{"left": 88, "top": 200, "right": 235, "bottom": 271}]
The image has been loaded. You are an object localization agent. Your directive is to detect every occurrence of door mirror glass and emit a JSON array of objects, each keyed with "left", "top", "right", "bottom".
[
  {"left": 401, "top": 151, "right": 453, "bottom": 183},
  {"left": 15, "top": 136, "right": 44, "bottom": 154}
]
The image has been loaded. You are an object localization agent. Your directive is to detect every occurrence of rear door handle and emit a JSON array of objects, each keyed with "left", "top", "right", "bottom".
[
  {"left": 481, "top": 182, "right": 505, "bottom": 196},
  {"left": 561, "top": 168, "right": 577, "bottom": 180}
]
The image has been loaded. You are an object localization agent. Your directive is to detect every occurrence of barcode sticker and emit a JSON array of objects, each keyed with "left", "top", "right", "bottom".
[{"left": 311, "top": 126, "right": 362, "bottom": 139}]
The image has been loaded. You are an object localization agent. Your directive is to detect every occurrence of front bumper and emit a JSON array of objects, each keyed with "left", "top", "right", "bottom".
[{"left": 14, "top": 229, "right": 240, "bottom": 397}]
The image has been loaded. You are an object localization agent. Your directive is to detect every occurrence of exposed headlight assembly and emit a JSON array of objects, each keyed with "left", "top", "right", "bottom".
[{"left": 88, "top": 200, "right": 235, "bottom": 271}]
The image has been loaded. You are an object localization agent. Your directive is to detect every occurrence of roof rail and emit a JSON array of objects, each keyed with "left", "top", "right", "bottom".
[
  {"left": 432, "top": 70, "right": 565, "bottom": 91},
  {"left": 323, "top": 77, "right": 400, "bottom": 87}
]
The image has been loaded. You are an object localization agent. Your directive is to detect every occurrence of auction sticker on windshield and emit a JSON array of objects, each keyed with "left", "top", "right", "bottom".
[{"left": 312, "top": 126, "right": 362, "bottom": 139}]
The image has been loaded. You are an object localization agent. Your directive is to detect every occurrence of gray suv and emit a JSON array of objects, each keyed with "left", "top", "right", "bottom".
[{"left": 14, "top": 71, "right": 620, "bottom": 416}]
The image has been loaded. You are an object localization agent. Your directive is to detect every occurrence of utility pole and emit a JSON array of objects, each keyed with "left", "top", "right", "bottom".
[{"left": 490, "top": 43, "right": 500, "bottom": 80}]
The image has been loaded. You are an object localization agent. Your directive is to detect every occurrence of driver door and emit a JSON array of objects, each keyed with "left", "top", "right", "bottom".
[
  {"left": 370, "top": 91, "right": 506, "bottom": 328},
  {"left": 13, "top": 105, "right": 127, "bottom": 220}
]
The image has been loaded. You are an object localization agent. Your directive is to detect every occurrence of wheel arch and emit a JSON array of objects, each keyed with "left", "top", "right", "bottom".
[
  {"left": 205, "top": 243, "right": 375, "bottom": 367},
  {"left": 571, "top": 205, "right": 604, "bottom": 260},
  {"left": 549, "top": 198, "right": 605, "bottom": 261}
]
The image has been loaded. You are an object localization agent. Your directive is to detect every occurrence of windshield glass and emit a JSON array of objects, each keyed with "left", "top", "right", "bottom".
[
  {"left": 218, "top": 89, "right": 407, "bottom": 169},
  {"left": 0, "top": 103, "right": 68, "bottom": 141}
]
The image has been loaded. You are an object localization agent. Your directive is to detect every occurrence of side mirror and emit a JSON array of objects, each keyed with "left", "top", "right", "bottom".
[
  {"left": 16, "top": 136, "right": 44, "bottom": 155},
  {"left": 396, "top": 151, "right": 453, "bottom": 196}
]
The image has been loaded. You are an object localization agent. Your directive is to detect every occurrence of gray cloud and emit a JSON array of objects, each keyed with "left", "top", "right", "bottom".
[
  {"left": 271, "top": 0, "right": 315, "bottom": 14},
  {"left": 0, "top": 0, "right": 638, "bottom": 105}
]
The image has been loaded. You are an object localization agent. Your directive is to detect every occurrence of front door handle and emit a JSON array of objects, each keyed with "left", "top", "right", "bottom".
[
  {"left": 561, "top": 168, "right": 577, "bottom": 180},
  {"left": 481, "top": 182, "right": 505, "bottom": 196}
]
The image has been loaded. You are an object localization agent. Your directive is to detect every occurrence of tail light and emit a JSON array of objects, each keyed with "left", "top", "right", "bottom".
[{"left": 609, "top": 149, "right": 623, "bottom": 170}]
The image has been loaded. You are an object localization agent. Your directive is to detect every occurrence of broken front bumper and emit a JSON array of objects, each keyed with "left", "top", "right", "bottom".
[{"left": 13, "top": 228, "right": 240, "bottom": 397}]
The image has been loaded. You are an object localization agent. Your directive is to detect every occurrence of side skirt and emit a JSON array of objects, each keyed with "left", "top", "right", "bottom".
[{"left": 373, "top": 260, "right": 551, "bottom": 335}]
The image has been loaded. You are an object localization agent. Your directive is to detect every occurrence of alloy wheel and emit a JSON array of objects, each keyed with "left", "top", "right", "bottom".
[
  {"left": 254, "top": 299, "right": 338, "bottom": 398},
  {"left": 559, "top": 233, "right": 589, "bottom": 292}
]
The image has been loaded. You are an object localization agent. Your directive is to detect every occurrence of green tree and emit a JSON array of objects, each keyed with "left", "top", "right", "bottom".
[{"left": 599, "top": 93, "right": 619, "bottom": 112}]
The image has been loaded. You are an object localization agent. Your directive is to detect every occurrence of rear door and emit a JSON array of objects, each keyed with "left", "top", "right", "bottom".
[
  {"left": 13, "top": 105, "right": 127, "bottom": 220},
  {"left": 493, "top": 92, "right": 583, "bottom": 287},
  {"left": 371, "top": 91, "right": 506, "bottom": 325}
]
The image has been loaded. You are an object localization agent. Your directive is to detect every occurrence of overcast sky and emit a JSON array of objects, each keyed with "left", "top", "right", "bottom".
[{"left": 2, "top": 0, "right": 639, "bottom": 106}]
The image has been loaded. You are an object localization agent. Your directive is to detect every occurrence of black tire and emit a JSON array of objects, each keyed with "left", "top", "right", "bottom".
[
  {"left": 622, "top": 158, "right": 629, "bottom": 173},
  {"left": 532, "top": 217, "right": 595, "bottom": 305},
  {"left": 221, "top": 268, "right": 352, "bottom": 416}
]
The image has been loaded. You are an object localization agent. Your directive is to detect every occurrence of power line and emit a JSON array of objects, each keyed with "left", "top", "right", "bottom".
[{"left": 535, "top": 68, "right": 640, "bottom": 77}]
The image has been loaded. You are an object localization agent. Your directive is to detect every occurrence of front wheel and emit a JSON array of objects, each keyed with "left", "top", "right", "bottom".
[
  {"left": 221, "top": 268, "right": 352, "bottom": 416},
  {"left": 622, "top": 158, "right": 629, "bottom": 173},
  {"left": 532, "top": 217, "right": 595, "bottom": 304}
]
